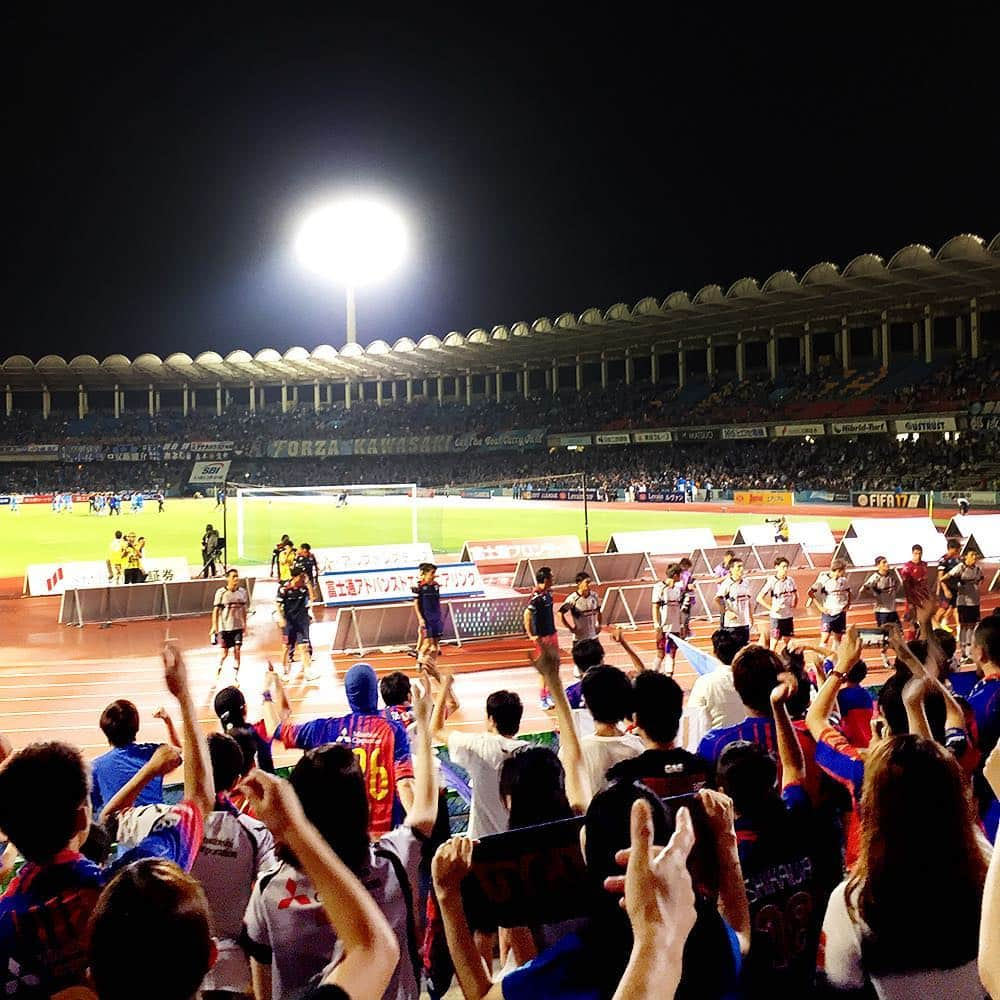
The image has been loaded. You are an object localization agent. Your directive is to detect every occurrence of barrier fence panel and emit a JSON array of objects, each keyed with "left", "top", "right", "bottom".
[
  {"left": 600, "top": 585, "right": 654, "bottom": 627},
  {"left": 749, "top": 542, "right": 812, "bottom": 571},
  {"left": 59, "top": 577, "right": 256, "bottom": 627},
  {"left": 331, "top": 595, "right": 529, "bottom": 654},
  {"left": 512, "top": 556, "right": 590, "bottom": 589},
  {"left": 690, "top": 545, "right": 758, "bottom": 576},
  {"left": 587, "top": 552, "right": 656, "bottom": 585},
  {"left": 605, "top": 528, "right": 717, "bottom": 555}
]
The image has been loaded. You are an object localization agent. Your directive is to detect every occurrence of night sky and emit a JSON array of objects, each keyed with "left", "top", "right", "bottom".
[{"left": 4, "top": 8, "right": 998, "bottom": 360}]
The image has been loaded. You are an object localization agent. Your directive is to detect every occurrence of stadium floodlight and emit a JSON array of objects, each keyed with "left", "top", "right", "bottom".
[{"left": 295, "top": 196, "right": 408, "bottom": 344}]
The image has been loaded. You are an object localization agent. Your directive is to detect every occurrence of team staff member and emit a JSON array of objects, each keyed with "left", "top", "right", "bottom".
[
  {"left": 525, "top": 566, "right": 560, "bottom": 710},
  {"left": 277, "top": 540, "right": 296, "bottom": 584},
  {"left": 276, "top": 567, "right": 314, "bottom": 677},
  {"left": 202, "top": 523, "right": 222, "bottom": 578},
  {"left": 269, "top": 534, "right": 291, "bottom": 577},
  {"left": 936, "top": 537, "right": 963, "bottom": 631},
  {"left": 212, "top": 568, "right": 250, "bottom": 679},
  {"left": 296, "top": 542, "right": 320, "bottom": 601},
  {"left": 122, "top": 533, "right": 146, "bottom": 585},
  {"left": 108, "top": 529, "right": 125, "bottom": 584}
]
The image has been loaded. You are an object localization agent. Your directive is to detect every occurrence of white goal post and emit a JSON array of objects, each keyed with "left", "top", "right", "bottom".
[{"left": 234, "top": 483, "right": 419, "bottom": 560}]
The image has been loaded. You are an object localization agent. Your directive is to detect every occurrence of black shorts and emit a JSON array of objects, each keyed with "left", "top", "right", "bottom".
[
  {"left": 770, "top": 617, "right": 794, "bottom": 639},
  {"left": 875, "top": 611, "right": 900, "bottom": 626},
  {"left": 219, "top": 629, "right": 243, "bottom": 650},
  {"left": 958, "top": 605, "right": 981, "bottom": 625},
  {"left": 725, "top": 625, "right": 751, "bottom": 648},
  {"left": 821, "top": 611, "right": 847, "bottom": 635},
  {"left": 284, "top": 620, "right": 311, "bottom": 647}
]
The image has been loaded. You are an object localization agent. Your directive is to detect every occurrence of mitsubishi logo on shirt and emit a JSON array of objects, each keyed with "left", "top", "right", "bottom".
[
  {"left": 278, "top": 879, "right": 312, "bottom": 909},
  {"left": 5, "top": 957, "right": 42, "bottom": 993}
]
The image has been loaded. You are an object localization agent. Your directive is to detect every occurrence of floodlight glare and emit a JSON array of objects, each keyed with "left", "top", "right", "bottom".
[{"left": 295, "top": 198, "right": 407, "bottom": 288}]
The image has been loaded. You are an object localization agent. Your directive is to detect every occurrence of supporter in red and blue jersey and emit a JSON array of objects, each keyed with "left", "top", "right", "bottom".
[
  {"left": 278, "top": 662, "right": 415, "bottom": 837},
  {"left": 835, "top": 659, "right": 875, "bottom": 748},
  {"left": 0, "top": 644, "right": 212, "bottom": 999},
  {"left": 380, "top": 670, "right": 415, "bottom": 729},
  {"left": 697, "top": 645, "right": 784, "bottom": 765},
  {"left": 970, "top": 616, "right": 1000, "bottom": 842}
]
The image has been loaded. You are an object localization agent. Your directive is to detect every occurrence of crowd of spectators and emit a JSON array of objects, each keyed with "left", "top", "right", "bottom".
[
  {"left": 1, "top": 594, "right": 999, "bottom": 998},
  {"left": 1, "top": 433, "right": 995, "bottom": 496}
]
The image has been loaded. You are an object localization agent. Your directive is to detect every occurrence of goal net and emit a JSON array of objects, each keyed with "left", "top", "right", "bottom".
[{"left": 235, "top": 484, "right": 426, "bottom": 562}]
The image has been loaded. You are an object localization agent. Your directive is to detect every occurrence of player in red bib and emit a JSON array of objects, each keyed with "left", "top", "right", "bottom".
[{"left": 898, "top": 544, "right": 929, "bottom": 639}]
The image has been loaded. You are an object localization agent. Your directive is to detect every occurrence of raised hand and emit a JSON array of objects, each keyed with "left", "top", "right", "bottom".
[
  {"left": 162, "top": 643, "right": 188, "bottom": 697},
  {"left": 432, "top": 835, "right": 476, "bottom": 895},
  {"left": 240, "top": 769, "right": 305, "bottom": 832}
]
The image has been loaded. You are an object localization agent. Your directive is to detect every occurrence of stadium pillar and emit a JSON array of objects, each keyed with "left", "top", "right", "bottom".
[
  {"left": 42, "top": 385, "right": 50, "bottom": 420},
  {"left": 376, "top": 379, "right": 383, "bottom": 407},
  {"left": 735, "top": 337, "right": 745, "bottom": 381},
  {"left": 495, "top": 369, "right": 502, "bottom": 401},
  {"left": 182, "top": 384, "right": 188, "bottom": 417},
  {"left": 706, "top": 338, "right": 715, "bottom": 377},
  {"left": 803, "top": 324, "right": 813, "bottom": 375},
  {"left": 155, "top": 391, "right": 160, "bottom": 414},
  {"left": 114, "top": 383, "right": 120, "bottom": 419},
  {"left": 292, "top": 385, "right": 299, "bottom": 408},
  {"left": 879, "top": 313, "right": 889, "bottom": 368},
  {"left": 955, "top": 314, "right": 965, "bottom": 352},
  {"left": 650, "top": 346, "right": 659, "bottom": 383},
  {"left": 280, "top": 381, "right": 288, "bottom": 414},
  {"left": 216, "top": 383, "right": 223, "bottom": 416},
  {"left": 575, "top": 355, "right": 583, "bottom": 391},
  {"left": 522, "top": 363, "right": 530, "bottom": 398},
  {"left": 625, "top": 350, "right": 634, "bottom": 386},
  {"left": 148, "top": 384, "right": 155, "bottom": 417},
  {"left": 4, "top": 385, "right": 11, "bottom": 417},
  {"left": 325, "top": 384, "right": 333, "bottom": 407},
  {"left": 551, "top": 359, "right": 559, "bottom": 396},
  {"left": 677, "top": 344, "right": 686, "bottom": 388},
  {"left": 344, "top": 380, "right": 352, "bottom": 410},
  {"left": 840, "top": 316, "right": 850, "bottom": 373},
  {"left": 249, "top": 383, "right": 256, "bottom": 414},
  {"left": 767, "top": 329, "right": 777, "bottom": 380},
  {"left": 923, "top": 306, "right": 933, "bottom": 364},
  {"left": 600, "top": 354, "right": 608, "bottom": 389},
  {"left": 358, "top": 381, "right": 365, "bottom": 403},
  {"left": 465, "top": 372, "right": 472, "bottom": 405},
  {"left": 911, "top": 321, "right": 920, "bottom": 357},
  {"left": 437, "top": 375, "right": 444, "bottom": 404},
  {"left": 77, "top": 385, "right": 86, "bottom": 420},
  {"left": 405, "top": 379, "right": 412, "bottom": 403},
  {"left": 189, "top": 389, "right": 195, "bottom": 412},
  {"left": 315, "top": 380, "right": 322, "bottom": 412},
  {"left": 970, "top": 298, "right": 980, "bottom": 359}
]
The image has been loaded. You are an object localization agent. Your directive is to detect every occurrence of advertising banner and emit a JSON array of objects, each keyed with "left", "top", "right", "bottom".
[
  {"left": 632, "top": 430, "right": 673, "bottom": 443},
  {"left": 772, "top": 423, "right": 826, "bottom": 438},
  {"left": 851, "top": 492, "right": 927, "bottom": 509},
  {"left": 938, "top": 490, "right": 999, "bottom": 505},
  {"left": 546, "top": 433, "right": 593, "bottom": 448},
  {"left": 892, "top": 417, "right": 957, "bottom": 434},
  {"left": 460, "top": 535, "right": 584, "bottom": 564},
  {"left": 320, "top": 561, "right": 485, "bottom": 607},
  {"left": 311, "top": 542, "right": 434, "bottom": 574},
  {"left": 831, "top": 420, "right": 888, "bottom": 435},
  {"left": 25, "top": 557, "right": 191, "bottom": 596},
  {"left": 594, "top": 433, "right": 631, "bottom": 446},
  {"left": 0, "top": 444, "right": 60, "bottom": 455},
  {"left": 795, "top": 490, "right": 851, "bottom": 504},
  {"left": 188, "top": 461, "right": 232, "bottom": 485},
  {"left": 734, "top": 490, "right": 795, "bottom": 506},
  {"left": 455, "top": 428, "right": 546, "bottom": 450},
  {"left": 634, "top": 491, "right": 686, "bottom": 503},
  {"left": 722, "top": 426, "right": 767, "bottom": 440},
  {"left": 521, "top": 488, "right": 600, "bottom": 501},
  {"left": 674, "top": 428, "right": 716, "bottom": 441}
]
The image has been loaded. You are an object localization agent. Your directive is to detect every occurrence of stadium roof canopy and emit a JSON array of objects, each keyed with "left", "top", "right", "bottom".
[{"left": 4, "top": 232, "right": 1000, "bottom": 390}]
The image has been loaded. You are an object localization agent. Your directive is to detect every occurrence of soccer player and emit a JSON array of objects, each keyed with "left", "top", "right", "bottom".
[
  {"left": 276, "top": 662, "right": 416, "bottom": 838},
  {"left": 860, "top": 555, "right": 900, "bottom": 626},
  {"left": 936, "top": 537, "right": 963, "bottom": 631},
  {"left": 296, "top": 542, "right": 320, "bottom": 601},
  {"left": 716, "top": 556, "right": 753, "bottom": 648},
  {"left": 524, "top": 565, "right": 560, "bottom": 710},
  {"left": 8, "top": 493, "right": 18, "bottom": 514},
  {"left": 678, "top": 556, "right": 696, "bottom": 638},
  {"left": 945, "top": 549, "right": 984, "bottom": 662},
  {"left": 212, "top": 568, "right": 249, "bottom": 679},
  {"left": 107, "top": 529, "right": 125, "bottom": 584},
  {"left": 276, "top": 567, "right": 313, "bottom": 677},
  {"left": 337, "top": 489, "right": 349, "bottom": 507},
  {"left": 560, "top": 571, "right": 602, "bottom": 675},
  {"left": 277, "top": 539, "right": 296, "bottom": 583},
  {"left": 756, "top": 556, "right": 798, "bottom": 653},
  {"left": 650, "top": 563, "right": 684, "bottom": 674},
  {"left": 806, "top": 559, "right": 852, "bottom": 651},
  {"left": 413, "top": 562, "right": 458, "bottom": 709},
  {"left": 898, "top": 543, "right": 930, "bottom": 637},
  {"left": 155, "top": 489, "right": 165, "bottom": 513},
  {"left": 121, "top": 532, "right": 145, "bottom": 584}
]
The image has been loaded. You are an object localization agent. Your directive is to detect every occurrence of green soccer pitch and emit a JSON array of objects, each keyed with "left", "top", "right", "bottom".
[{"left": 0, "top": 497, "right": 859, "bottom": 579}]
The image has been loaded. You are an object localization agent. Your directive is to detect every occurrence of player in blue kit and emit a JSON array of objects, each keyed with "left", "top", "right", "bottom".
[{"left": 414, "top": 562, "right": 458, "bottom": 710}]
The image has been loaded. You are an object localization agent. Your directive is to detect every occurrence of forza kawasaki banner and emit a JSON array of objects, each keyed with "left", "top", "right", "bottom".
[{"left": 852, "top": 492, "right": 927, "bottom": 509}]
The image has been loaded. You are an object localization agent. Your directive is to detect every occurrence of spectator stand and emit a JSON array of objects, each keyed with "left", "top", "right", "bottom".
[
  {"left": 732, "top": 521, "right": 836, "bottom": 554},
  {"left": 604, "top": 527, "right": 717, "bottom": 555},
  {"left": 330, "top": 593, "right": 529, "bottom": 655},
  {"left": 510, "top": 552, "right": 654, "bottom": 589},
  {"left": 58, "top": 576, "right": 256, "bottom": 628}
]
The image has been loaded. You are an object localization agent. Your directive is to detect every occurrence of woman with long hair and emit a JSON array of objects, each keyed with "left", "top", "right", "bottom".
[{"left": 820, "top": 733, "right": 990, "bottom": 996}]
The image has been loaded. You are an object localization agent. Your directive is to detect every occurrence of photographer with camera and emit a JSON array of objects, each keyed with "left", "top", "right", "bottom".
[{"left": 201, "top": 522, "right": 222, "bottom": 578}]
